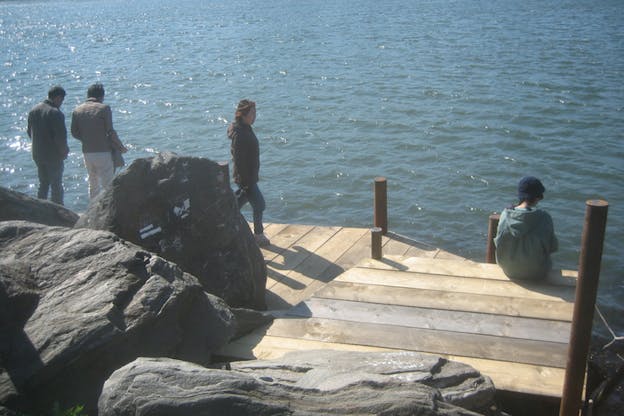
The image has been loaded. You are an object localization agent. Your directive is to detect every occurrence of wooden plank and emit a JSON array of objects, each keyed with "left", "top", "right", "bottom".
[
  {"left": 289, "top": 226, "right": 368, "bottom": 283},
  {"left": 264, "top": 226, "right": 341, "bottom": 308},
  {"left": 266, "top": 317, "right": 568, "bottom": 368},
  {"left": 381, "top": 236, "right": 411, "bottom": 257},
  {"left": 267, "top": 227, "right": 369, "bottom": 308},
  {"left": 286, "top": 298, "right": 571, "bottom": 343},
  {"left": 336, "top": 268, "right": 576, "bottom": 302},
  {"left": 260, "top": 222, "right": 285, "bottom": 235},
  {"left": 317, "top": 228, "right": 373, "bottom": 281},
  {"left": 223, "top": 335, "right": 565, "bottom": 397},
  {"left": 222, "top": 334, "right": 390, "bottom": 360},
  {"left": 434, "top": 250, "right": 470, "bottom": 261},
  {"left": 438, "top": 354, "right": 565, "bottom": 398},
  {"left": 358, "top": 256, "right": 577, "bottom": 286},
  {"left": 403, "top": 246, "right": 439, "bottom": 258},
  {"left": 266, "top": 225, "right": 340, "bottom": 287},
  {"left": 261, "top": 224, "right": 314, "bottom": 261},
  {"left": 266, "top": 225, "right": 334, "bottom": 271},
  {"left": 315, "top": 281, "right": 574, "bottom": 321}
]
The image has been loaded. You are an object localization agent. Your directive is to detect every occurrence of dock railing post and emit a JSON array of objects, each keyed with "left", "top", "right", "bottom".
[
  {"left": 559, "top": 200, "right": 609, "bottom": 416},
  {"left": 374, "top": 177, "right": 388, "bottom": 235},
  {"left": 486, "top": 214, "right": 500, "bottom": 264},
  {"left": 371, "top": 227, "right": 383, "bottom": 260}
]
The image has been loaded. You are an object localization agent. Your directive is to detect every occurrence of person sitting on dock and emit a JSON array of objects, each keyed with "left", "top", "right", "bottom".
[{"left": 494, "top": 176, "right": 558, "bottom": 280}]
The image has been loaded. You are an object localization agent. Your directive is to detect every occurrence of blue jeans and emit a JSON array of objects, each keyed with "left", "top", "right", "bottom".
[
  {"left": 236, "top": 183, "right": 265, "bottom": 235},
  {"left": 36, "top": 160, "right": 64, "bottom": 205}
]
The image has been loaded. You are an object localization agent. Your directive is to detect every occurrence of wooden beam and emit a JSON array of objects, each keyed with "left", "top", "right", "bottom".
[
  {"left": 286, "top": 297, "right": 571, "bottom": 343},
  {"left": 267, "top": 227, "right": 369, "bottom": 308},
  {"left": 315, "top": 281, "right": 573, "bottom": 321},
  {"left": 266, "top": 317, "right": 568, "bottom": 368},
  {"left": 358, "top": 256, "right": 577, "bottom": 286},
  {"left": 336, "top": 268, "right": 576, "bottom": 302}
]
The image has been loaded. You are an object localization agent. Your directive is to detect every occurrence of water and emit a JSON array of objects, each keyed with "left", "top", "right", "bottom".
[{"left": 1, "top": 0, "right": 622, "bottom": 336}]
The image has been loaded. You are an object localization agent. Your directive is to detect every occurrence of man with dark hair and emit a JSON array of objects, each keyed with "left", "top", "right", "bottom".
[
  {"left": 71, "top": 82, "right": 127, "bottom": 199},
  {"left": 494, "top": 176, "right": 558, "bottom": 280},
  {"left": 27, "top": 85, "right": 69, "bottom": 205}
]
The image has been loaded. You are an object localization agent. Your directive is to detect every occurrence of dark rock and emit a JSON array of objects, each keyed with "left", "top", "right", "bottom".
[
  {"left": 229, "top": 307, "right": 274, "bottom": 340},
  {"left": 587, "top": 338, "right": 624, "bottom": 416},
  {"left": 0, "top": 406, "right": 18, "bottom": 416},
  {"left": 74, "top": 152, "right": 267, "bottom": 310},
  {"left": 0, "top": 262, "right": 39, "bottom": 330},
  {"left": 99, "top": 351, "right": 500, "bottom": 415},
  {"left": 0, "top": 221, "right": 235, "bottom": 416},
  {"left": 0, "top": 186, "right": 79, "bottom": 227}
]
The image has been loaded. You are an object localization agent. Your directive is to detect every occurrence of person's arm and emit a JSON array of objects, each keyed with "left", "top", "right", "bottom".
[
  {"left": 549, "top": 226, "right": 558, "bottom": 253},
  {"left": 233, "top": 135, "right": 252, "bottom": 188},
  {"left": 108, "top": 130, "right": 127, "bottom": 153},
  {"left": 27, "top": 110, "right": 33, "bottom": 139},
  {"left": 70, "top": 111, "right": 81, "bottom": 140},
  {"left": 545, "top": 212, "right": 558, "bottom": 253},
  {"left": 105, "top": 105, "right": 127, "bottom": 153}
]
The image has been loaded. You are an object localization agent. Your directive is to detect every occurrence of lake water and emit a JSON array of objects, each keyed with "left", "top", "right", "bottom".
[{"left": 1, "top": 0, "right": 622, "bottom": 336}]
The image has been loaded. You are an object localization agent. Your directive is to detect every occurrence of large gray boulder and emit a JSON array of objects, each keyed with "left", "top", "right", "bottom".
[
  {"left": 75, "top": 152, "right": 267, "bottom": 310},
  {"left": 0, "top": 186, "right": 79, "bottom": 227},
  {"left": 0, "top": 221, "right": 235, "bottom": 416},
  {"left": 99, "top": 351, "right": 500, "bottom": 416}
]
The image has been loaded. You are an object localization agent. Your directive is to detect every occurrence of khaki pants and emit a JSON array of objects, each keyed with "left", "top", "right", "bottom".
[{"left": 84, "top": 152, "right": 114, "bottom": 199}]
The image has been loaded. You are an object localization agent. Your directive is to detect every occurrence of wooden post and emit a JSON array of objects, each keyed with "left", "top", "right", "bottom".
[
  {"left": 374, "top": 177, "right": 388, "bottom": 235},
  {"left": 486, "top": 214, "right": 500, "bottom": 264},
  {"left": 559, "top": 200, "right": 609, "bottom": 416},
  {"left": 371, "top": 227, "right": 383, "bottom": 260}
]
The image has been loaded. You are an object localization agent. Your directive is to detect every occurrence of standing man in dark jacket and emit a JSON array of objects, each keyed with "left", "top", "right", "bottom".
[
  {"left": 27, "top": 85, "right": 69, "bottom": 205},
  {"left": 228, "top": 99, "right": 270, "bottom": 246}
]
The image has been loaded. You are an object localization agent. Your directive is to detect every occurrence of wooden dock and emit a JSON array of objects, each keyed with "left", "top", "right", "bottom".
[{"left": 221, "top": 223, "right": 577, "bottom": 399}]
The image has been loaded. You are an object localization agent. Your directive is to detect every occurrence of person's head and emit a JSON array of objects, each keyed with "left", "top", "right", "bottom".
[
  {"left": 87, "top": 83, "right": 105, "bottom": 101},
  {"left": 235, "top": 99, "right": 256, "bottom": 125},
  {"left": 48, "top": 85, "right": 66, "bottom": 108},
  {"left": 517, "top": 176, "right": 545, "bottom": 205}
]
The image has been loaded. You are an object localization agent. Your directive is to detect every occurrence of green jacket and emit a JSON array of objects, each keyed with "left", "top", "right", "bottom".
[{"left": 494, "top": 207, "right": 558, "bottom": 280}]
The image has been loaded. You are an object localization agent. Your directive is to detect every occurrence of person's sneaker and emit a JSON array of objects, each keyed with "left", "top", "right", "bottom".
[{"left": 254, "top": 233, "right": 270, "bottom": 247}]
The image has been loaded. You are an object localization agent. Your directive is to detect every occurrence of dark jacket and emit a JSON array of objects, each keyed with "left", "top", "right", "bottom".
[
  {"left": 228, "top": 121, "right": 259, "bottom": 188},
  {"left": 494, "top": 207, "right": 558, "bottom": 280},
  {"left": 27, "top": 99, "right": 68, "bottom": 163}
]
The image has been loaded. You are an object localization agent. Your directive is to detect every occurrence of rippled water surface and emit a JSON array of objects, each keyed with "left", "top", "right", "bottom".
[{"left": 1, "top": 0, "right": 623, "bottom": 333}]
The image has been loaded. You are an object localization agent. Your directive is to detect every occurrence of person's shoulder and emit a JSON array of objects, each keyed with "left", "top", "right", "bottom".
[
  {"left": 229, "top": 122, "right": 248, "bottom": 137},
  {"left": 535, "top": 207, "right": 552, "bottom": 216},
  {"left": 499, "top": 206, "right": 514, "bottom": 216},
  {"left": 30, "top": 100, "right": 48, "bottom": 111},
  {"left": 28, "top": 102, "right": 41, "bottom": 113},
  {"left": 73, "top": 101, "right": 88, "bottom": 111},
  {"left": 536, "top": 208, "right": 554, "bottom": 221}
]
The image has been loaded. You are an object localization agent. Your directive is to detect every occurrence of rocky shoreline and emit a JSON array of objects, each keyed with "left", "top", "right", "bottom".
[{"left": 1, "top": 153, "right": 621, "bottom": 415}]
